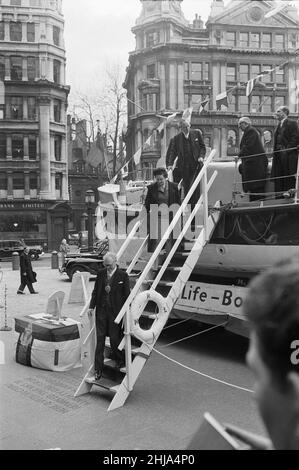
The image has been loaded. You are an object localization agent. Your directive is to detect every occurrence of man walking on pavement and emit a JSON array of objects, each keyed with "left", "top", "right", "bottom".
[
  {"left": 87, "top": 252, "right": 130, "bottom": 381},
  {"left": 17, "top": 246, "right": 38, "bottom": 295}
]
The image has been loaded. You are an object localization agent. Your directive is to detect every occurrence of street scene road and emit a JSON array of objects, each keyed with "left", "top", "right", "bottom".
[{"left": 0, "top": 264, "right": 265, "bottom": 450}]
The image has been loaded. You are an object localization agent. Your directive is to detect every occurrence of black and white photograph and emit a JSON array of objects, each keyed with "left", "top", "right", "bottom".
[{"left": 1, "top": 0, "right": 299, "bottom": 454}]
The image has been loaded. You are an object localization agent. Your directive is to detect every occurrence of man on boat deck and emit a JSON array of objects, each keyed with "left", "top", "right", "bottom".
[
  {"left": 166, "top": 119, "right": 206, "bottom": 207},
  {"left": 237, "top": 117, "right": 268, "bottom": 202},
  {"left": 87, "top": 252, "right": 130, "bottom": 381},
  {"left": 272, "top": 106, "right": 299, "bottom": 196},
  {"left": 243, "top": 257, "right": 299, "bottom": 449}
]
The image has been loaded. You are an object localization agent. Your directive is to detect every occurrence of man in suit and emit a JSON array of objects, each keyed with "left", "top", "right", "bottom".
[
  {"left": 243, "top": 257, "right": 299, "bottom": 449},
  {"left": 166, "top": 119, "right": 206, "bottom": 207},
  {"left": 87, "top": 252, "right": 130, "bottom": 380},
  {"left": 237, "top": 117, "right": 268, "bottom": 202},
  {"left": 272, "top": 106, "right": 299, "bottom": 195},
  {"left": 17, "top": 246, "right": 38, "bottom": 294},
  {"left": 144, "top": 167, "right": 181, "bottom": 253}
]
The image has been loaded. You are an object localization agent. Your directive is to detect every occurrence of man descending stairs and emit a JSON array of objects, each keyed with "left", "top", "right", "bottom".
[{"left": 75, "top": 151, "right": 221, "bottom": 411}]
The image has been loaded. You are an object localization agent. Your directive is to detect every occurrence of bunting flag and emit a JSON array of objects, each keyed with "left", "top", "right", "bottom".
[
  {"left": 121, "top": 162, "right": 129, "bottom": 178},
  {"left": 216, "top": 91, "right": 228, "bottom": 110},
  {"left": 182, "top": 107, "right": 193, "bottom": 124},
  {"left": 198, "top": 99, "right": 209, "bottom": 114},
  {"left": 157, "top": 121, "right": 165, "bottom": 133},
  {"left": 133, "top": 147, "right": 142, "bottom": 165},
  {"left": 166, "top": 111, "right": 178, "bottom": 124},
  {"left": 246, "top": 75, "right": 264, "bottom": 97},
  {"left": 86, "top": 139, "right": 105, "bottom": 168},
  {"left": 121, "top": 122, "right": 127, "bottom": 140}
]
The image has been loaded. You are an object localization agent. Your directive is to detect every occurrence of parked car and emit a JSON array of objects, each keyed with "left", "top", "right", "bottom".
[
  {"left": 60, "top": 239, "right": 108, "bottom": 280},
  {"left": 0, "top": 240, "right": 44, "bottom": 261}
]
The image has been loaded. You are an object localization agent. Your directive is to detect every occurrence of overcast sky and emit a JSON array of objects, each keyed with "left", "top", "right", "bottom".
[{"left": 62, "top": 0, "right": 224, "bottom": 96}]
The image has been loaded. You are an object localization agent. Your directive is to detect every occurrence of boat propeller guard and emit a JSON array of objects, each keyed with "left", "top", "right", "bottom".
[{"left": 130, "top": 290, "right": 168, "bottom": 344}]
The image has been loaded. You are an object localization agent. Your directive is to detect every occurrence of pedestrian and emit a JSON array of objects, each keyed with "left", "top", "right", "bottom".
[
  {"left": 59, "top": 238, "right": 70, "bottom": 268},
  {"left": 237, "top": 117, "right": 268, "bottom": 201},
  {"left": 166, "top": 119, "right": 206, "bottom": 209},
  {"left": 271, "top": 106, "right": 299, "bottom": 196},
  {"left": 243, "top": 257, "right": 299, "bottom": 449},
  {"left": 17, "top": 246, "right": 38, "bottom": 295},
  {"left": 87, "top": 252, "right": 130, "bottom": 381},
  {"left": 144, "top": 167, "right": 181, "bottom": 253}
]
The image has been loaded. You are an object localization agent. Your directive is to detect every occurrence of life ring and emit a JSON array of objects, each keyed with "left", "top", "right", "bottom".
[{"left": 130, "top": 290, "right": 168, "bottom": 344}]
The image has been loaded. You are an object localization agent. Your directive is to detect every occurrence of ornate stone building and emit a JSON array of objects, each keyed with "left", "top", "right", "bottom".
[
  {"left": 124, "top": 0, "right": 299, "bottom": 176},
  {"left": 0, "top": 0, "right": 70, "bottom": 251}
]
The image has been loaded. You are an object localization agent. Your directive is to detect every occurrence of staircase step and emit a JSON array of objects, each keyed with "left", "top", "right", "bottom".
[
  {"left": 85, "top": 376, "right": 122, "bottom": 392},
  {"left": 146, "top": 280, "right": 174, "bottom": 287}
]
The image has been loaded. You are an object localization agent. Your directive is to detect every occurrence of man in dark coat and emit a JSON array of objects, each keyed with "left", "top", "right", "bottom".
[
  {"left": 17, "top": 246, "right": 38, "bottom": 294},
  {"left": 166, "top": 119, "right": 206, "bottom": 206},
  {"left": 238, "top": 117, "right": 268, "bottom": 202},
  {"left": 87, "top": 252, "right": 130, "bottom": 380},
  {"left": 144, "top": 167, "right": 181, "bottom": 253},
  {"left": 271, "top": 106, "right": 299, "bottom": 195}
]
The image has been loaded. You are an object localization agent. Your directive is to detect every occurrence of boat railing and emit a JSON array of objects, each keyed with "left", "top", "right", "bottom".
[{"left": 114, "top": 149, "right": 218, "bottom": 327}]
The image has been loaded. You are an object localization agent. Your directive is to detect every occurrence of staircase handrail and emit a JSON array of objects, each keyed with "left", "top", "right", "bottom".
[{"left": 114, "top": 149, "right": 217, "bottom": 326}]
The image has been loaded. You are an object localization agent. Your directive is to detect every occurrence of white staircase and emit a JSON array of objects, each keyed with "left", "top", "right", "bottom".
[{"left": 74, "top": 151, "right": 221, "bottom": 411}]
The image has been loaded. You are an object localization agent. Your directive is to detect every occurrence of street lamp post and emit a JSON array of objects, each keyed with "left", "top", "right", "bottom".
[{"left": 85, "top": 189, "right": 95, "bottom": 252}]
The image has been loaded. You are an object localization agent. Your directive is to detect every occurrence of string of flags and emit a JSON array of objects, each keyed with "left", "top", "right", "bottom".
[{"left": 113, "top": 57, "right": 290, "bottom": 181}]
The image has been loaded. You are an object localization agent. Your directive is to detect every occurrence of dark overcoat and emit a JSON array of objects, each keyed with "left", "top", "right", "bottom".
[
  {"left": 239, "top": 125, "right": 268, "bottom": 193},
  {"left": 89, "top": 267, "right": 130, "bottom": 318},
  {"left": 19, "top": 252, "right": 36, "bottom": 285},
  {"left": 144, "top": 181, "right": 181, "bottom": 213},
  {"left": 271, "top": 118, "right": 299, "bottom": 191}
]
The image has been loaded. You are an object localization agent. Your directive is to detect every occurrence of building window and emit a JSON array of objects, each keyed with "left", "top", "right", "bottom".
[
  {"left": 10, "top": 97, "right": 23, "bottom": 119},
  {"left": 29, "top": 172, "right": 38, "bottom": 190},
  {"left": 262, "top": 65, "right": 273, "bottom": 83},
  {"left": 228, "top": 94, "right": 236, "bottom": 111},
  {"left": 12, "top": 135, "right": 24, "bottom": 159},
  {"left": 53, "top": 59, "right": 60, "bottom": 84},
  {"left": 226, "top": 31, "right": 236, "bottom": 47},
  {"left": 53, "top": 25, "right": 60, "bottom": 46},
  {"left": 184, "top": 94, "right": 189, "bottom": 108},
  {"left": 191, "top": 63, "right": 202, "bottom": 81},
  {"left": 54, "top": 135, "right": 62, "bottom": 161},
  {"left": 227, "top": 129, "right": 238, "bottom": 156},
  {"left": 27, "top": 23, "right": 35, "bottom": 42},
  {"left": 240, "top": 64, "right": 249, "bottom": 83},
  {"left": 0, "top": 172, "right": 7, "bottom": 190},
  {"left": 203, "top": 63, "right": 210, "bottom": 81},
  {"left": 10, "top": 22, "right": 22, "bottom": 42},
  {"left": 251, "top": 95, "right": 261, "bottom": 113},
  {"left": 262, "top": 33, "right": 271, "bottom": 49},
  {"left": 239, "top": 95, "right": 249, "bottom": 113},
  {"left": 251, "top": 32, "right": 261, "bottom": 49},
  {"left": 13, "top": 172, "right": 24, "bottom": 190},
  {"left": 0, "top": 56, "right": 5, "bottom": 80},
  {"left": 30, "top": 0, "right": 41, "bottom": 6},
  {"left": 262, "top": 96, "right": 272, "bottom": 113},
  {"left": 147, "top": 64, "right": 155, "bottom": 79},
  {"left": 184, "top": 62, "right": 189, "bottom": 80},
  {"left": 0, "top": 22, "right": 4, "bottom": 41},
  {"left": 275, "top": 96, "right": 286, "bottom": 108},
  {"left": 240, "top": 32, "right": 249, "bottom": 47},
  {"left": 276, "top": 34, "right": 285, "bottom": 50},
  {"left": 28, "top": 97, "right": 37, "bottom": 120},
  {"left": 11, "top": 0, "right": 22, "bottom": 5},
  {"left": 10, "top": 56, "right": 22, "bottom": 80},
  {"left": 276, "top": 68, "right": 285, "bottom": 84},
  {"left": 55, "top": 173, "right": 62, "bottom": 197},
  {"left": 251, "top": 64, "right": 261, "bottom": 78},
  {"left": 0, "top": 134, "right": 6, "bottom": 159},
  {"left": 190, "top": 94, "right": 201, "bottom": 107},
  {"left": 27, "top": 57, "right": 39, "bottom": 81},
  {"left": 147, "top": 94, "right": 154, "bottom": 112},
  {"left": 227, "top": 64, "right": 236, "bottom": 82},
  {"left": 146, "top": 30, "right": 160, "bottom": 48},
  {"left": 53, "top": 99, "right": 61, "bottom": 122},
  {"left": 29, "top": 135, "right": 37, "bottom": 159}
]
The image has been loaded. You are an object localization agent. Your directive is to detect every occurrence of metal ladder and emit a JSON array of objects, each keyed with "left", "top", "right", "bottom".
[{"left": 75, "top": 150, "right": 221, "bottom": 411}]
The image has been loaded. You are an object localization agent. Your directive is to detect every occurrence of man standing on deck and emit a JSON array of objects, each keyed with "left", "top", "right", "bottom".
[
  {"left": 166, "top": 119, "right": 206, "bottom": 208},
  {"left": 271, "top": 106, "right": 299, "bottom": 196},
  {"left": 237, "top": 117, "right": 268, "bottom": 202}
]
